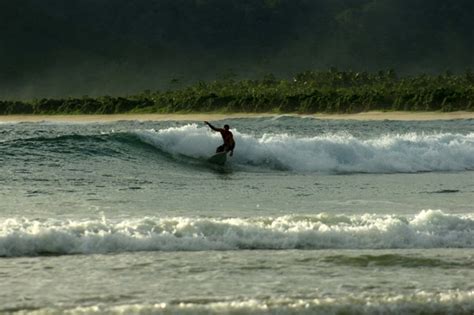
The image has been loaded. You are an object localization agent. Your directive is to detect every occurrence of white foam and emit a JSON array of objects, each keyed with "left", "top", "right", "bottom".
[
  {"left": 1, "top": 210, "right": 473, "bottom": 257},
  {"left": 136, "top": 124, "right": 221, "bottom": 159},
  {"left": 135, "top": 125, "right": 474, "bottom": 173}
]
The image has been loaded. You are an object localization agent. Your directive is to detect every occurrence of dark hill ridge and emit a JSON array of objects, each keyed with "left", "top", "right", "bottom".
[{"left": 1, "top": 0, "right": 474, "bottom": 99}]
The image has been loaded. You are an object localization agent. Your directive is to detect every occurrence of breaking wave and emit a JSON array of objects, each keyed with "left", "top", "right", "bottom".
[
  {"left": 1, "top": 210, "right": 473, "bottom": 257},
  {"left": 2, "top": 123, "right": 473, "bottom": 173},
  {"left": 136, "top": 124, "right": 474, "bottom": 173}
]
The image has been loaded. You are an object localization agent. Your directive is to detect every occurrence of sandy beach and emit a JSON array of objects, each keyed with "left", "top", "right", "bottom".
[{"left": 0, "top": 111, "right": 472, "bottom": 123}]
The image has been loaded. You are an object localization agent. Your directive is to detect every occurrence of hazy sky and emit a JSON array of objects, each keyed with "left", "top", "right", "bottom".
[{"left": 1, "top": 0, "right": 473, "bottom": 99}]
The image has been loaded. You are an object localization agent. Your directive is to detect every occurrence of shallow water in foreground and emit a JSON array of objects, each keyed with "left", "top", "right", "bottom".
[
  {"left": 2, "top": 249, "right": 474, "bottom": 314},
  {"left": 1, "top": 117, "right": 473, "bottom": 314}
]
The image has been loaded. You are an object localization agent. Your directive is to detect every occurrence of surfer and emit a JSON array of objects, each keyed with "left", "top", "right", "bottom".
[{"left": 204, "top": 121, "right": 235, "bottom": 156}]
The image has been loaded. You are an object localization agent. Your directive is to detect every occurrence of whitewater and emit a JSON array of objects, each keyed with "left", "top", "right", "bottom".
[
  {"left": 1, "top": 116, "right": 473, "bottom": 314},
  {"left": 137, "top": 124, "right": 474, "bottom": 173}
]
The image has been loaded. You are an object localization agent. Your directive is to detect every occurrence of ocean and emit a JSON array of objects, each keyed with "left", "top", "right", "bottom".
[{"left": 0, "top": 116, "right": 473, "bottom": 314}]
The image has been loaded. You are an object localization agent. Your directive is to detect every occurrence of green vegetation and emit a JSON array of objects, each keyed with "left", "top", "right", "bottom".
[
  {"left": 2, "top": 1, "right": 474, "bottom": 99},
  {"left": 1, "top": 70, "right": 473, "bottom": 115}
]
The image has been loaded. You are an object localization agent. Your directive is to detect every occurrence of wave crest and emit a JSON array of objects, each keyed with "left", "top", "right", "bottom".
[{"left": 136, "top": 125, "right": 474, "bottom": 173}]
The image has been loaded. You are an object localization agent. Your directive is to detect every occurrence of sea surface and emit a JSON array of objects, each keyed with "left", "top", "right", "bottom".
[{"left": 1, "top": 116, "right": 473, "bottom": 314}]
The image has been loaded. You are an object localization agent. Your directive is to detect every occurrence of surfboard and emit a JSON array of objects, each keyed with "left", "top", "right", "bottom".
[{"left": 208, "top": 152, "right": 227, "bottom": 165}]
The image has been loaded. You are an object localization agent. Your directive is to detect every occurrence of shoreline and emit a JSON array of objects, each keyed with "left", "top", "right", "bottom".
[{"left": 0, "top": 111, "right": 473, "bottom": 122}]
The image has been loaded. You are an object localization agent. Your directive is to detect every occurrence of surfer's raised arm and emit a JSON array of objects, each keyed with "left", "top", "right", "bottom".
[{"left": 204, "top": 121, "right": 222, "bottom": 132}]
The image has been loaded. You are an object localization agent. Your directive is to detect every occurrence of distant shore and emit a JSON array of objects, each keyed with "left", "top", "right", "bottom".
[{"left": 0, "top": 111, "right": 473, "bottom": 123}]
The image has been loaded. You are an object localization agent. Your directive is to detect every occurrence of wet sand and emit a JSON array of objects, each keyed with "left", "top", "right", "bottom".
[{"left": 0, "top": 111, "right": 472, "bottom": 122}]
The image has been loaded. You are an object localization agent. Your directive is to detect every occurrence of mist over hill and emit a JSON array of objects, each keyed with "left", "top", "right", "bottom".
[{"left": 1, "top": 0, "right": 473, "bottom": 99}]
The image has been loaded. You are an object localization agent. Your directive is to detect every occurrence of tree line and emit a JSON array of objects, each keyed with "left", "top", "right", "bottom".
[
  {"left": 1, "top": 70, "right": 473, "bottom": 115},
  {"left": 2, "top": 0, "right": 474, "bottom": 99}
]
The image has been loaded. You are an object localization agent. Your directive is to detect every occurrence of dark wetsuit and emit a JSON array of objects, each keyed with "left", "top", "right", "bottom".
[{"left": 205, "top": 122, "right": 235, "bottom": 155}]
